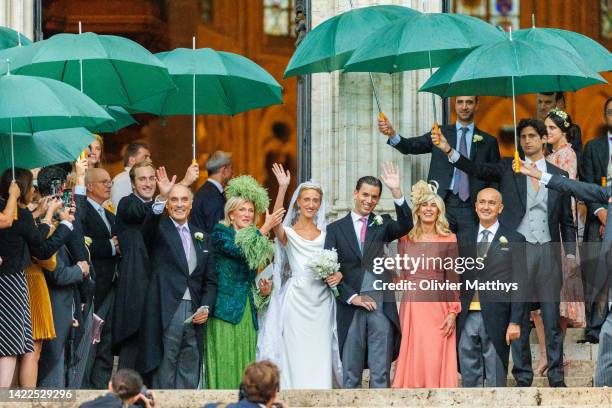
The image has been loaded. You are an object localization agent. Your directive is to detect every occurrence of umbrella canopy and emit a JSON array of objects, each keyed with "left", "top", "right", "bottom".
[
  {"left": 0, "top": 74, "right": 113, "bottom": 133},
  {"left": 284, "top": 5, "right": 420, "bottom": 78},
  {"left": 4, "top": 32, "right": 175, "bottom": 106},
  {"left": 0, "top": 27, "right": 31, "bottom": 50},
  {"left": 513, "top": 27, "right": 612, "bottom": 73},
  {"left": 129, "top": 47, "right": 282, "bottom": 116},
  {"left": 89, "top": 106, "right": 137, "bottom": 133},
  {"left": 419, "top": 37, "right": 606, "bottom": 97},
  {"left": 0, "top": 128, "right": 95, "bottom": 171},
  {"left": 344, "top": 13, "right": 505, "bottom": 73}
]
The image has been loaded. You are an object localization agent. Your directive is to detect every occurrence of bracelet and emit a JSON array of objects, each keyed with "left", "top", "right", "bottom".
[{"left": 444, "top": 147, "right": 452, "bottom": 155}]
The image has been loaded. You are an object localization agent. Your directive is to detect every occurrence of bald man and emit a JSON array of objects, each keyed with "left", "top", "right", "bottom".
[
  {"left": 81, "top": 168, "right": 121, "bottom": 388},
  {"left": 137, "top": 172, "right": 217, "bottom": 389},
  {"left": 456, "top": 188, "right": 527, "bottom": 387}
]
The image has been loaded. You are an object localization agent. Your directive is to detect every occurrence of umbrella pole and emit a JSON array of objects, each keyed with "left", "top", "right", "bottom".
[
  {"left": 192, "top": 36, "right": 197, "bottom": 165},
  {"left": 10, "top": 117, "right": 17, "bottom": 220},
  {"left": 79, "top": 22, "right": 83, "bottom": 93},
  {"left": 509, "top": 27, "right": 520, "bottom": 173}
]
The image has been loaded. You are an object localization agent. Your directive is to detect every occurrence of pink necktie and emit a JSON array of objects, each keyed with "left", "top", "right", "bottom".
[{"left": 359, "top": 217, "right": 368, "bottom": 249}]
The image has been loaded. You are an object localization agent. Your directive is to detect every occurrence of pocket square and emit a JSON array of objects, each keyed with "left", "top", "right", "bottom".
[
  {"left": 500, "top": 247, "right": 510, "bottom": 251},
  {"left": 202, "top": 249, "right": 209, "bottom": 253}
]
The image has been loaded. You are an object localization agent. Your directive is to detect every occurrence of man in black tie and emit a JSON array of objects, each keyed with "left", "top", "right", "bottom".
[
  {"left": 378, "top": 96, "right": 500, "bottom": 233},
  {"left": 192, "top": 151, "right": 233, "bottom": 233},
  {"left": 81, "top": 168, "right": 119, "bottom": 389},
  {"left": 137, "top": 172, "right": 217, "bottom": 389},
  {"left": 579, "top": 96, "right": 612, "bottom": 343}
]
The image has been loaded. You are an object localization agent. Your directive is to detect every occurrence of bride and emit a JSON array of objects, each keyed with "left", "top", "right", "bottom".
[{"left": 257, "top": 163, "right": 342, "bottom": 389}]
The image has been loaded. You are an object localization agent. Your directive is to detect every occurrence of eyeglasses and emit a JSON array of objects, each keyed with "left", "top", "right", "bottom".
[{"left": 94, "top": 180, "right": 113, "bottom": 186}]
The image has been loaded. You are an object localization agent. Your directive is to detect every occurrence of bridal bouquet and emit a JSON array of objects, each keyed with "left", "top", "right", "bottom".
[{"left": 306, "top": 248, "right": 340, "bottom": 298}]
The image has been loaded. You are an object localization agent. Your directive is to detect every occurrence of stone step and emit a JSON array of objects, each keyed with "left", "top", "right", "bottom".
[
  {"left": 505, "top": 376, "right": 593, "bottom": 387},
  {"left": 529, "top": 328, "right": 586, "bottom": 344},
  {"left": 64, "top": 388, "right": 612, "bottom": 407},
  {"left": 510, "top": 343, "right": 599, "bottom": 361},
  {"left": 508, "top": 360, "right": 596, "bottom": 378}
]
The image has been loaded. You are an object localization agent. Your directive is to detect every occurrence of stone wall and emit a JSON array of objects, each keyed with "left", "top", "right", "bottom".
[
  {"left": 310, "top": 0, "right": 442, "bottom": 221},
  {"left": 0, "top": 0, "right": 33, "bottom": 39}
]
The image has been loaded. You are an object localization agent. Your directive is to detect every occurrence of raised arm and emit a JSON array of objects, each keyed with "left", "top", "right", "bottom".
[
  {"left": 270, "top": 163, "right": 290, "bottom": 246},
  {"left": 0, "top": 181, "right": 20, "bottom": 228},
  {"left": 378, "top": 117, "right": 434, "bottom": 155},
  {"left": 379, "top": 162, "right": 413, "bottom": 241}
]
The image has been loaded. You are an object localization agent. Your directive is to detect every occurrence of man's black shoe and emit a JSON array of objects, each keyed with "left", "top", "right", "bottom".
[
  {"left": 577, "top": 334, "right": 599, "bottom": 344},
  {"left": 550, "top": 381, "right": 567, "bottom": 387}
]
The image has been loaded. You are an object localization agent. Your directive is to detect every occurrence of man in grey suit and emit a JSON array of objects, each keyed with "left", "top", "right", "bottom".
[
  {"left": 324, "top": 163, "right": 413, "bottom": 388},
  {"left": 518, "top": 163, "right": 612, "bottom": 386}
]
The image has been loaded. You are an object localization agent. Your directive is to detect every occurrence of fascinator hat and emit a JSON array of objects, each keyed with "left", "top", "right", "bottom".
[
  {"left": 410, "top": 180, "right": 440, "bottom": 207},
  {"left": 225, "top": 175, "right": 270, "bottom": 214}
]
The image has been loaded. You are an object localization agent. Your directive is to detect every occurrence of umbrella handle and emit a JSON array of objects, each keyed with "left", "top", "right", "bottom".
[
  {"left": 432, "top": 121, "right": 440, "bottom": 145},
  {"left": 192, "top": 158, "right": 197, "bottom": 166},
  {"left": 602, "top": 176, "right": 607, "bottom": 187},
  {"left": 513, "top": 150, "right": 520, "bottom": 173}
]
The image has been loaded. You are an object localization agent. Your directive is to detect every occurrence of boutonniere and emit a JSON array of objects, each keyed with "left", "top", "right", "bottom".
[
  {"left": 473, "top": 134, "right": 483, "bottom": 143},
  {"left": 194, "top": 232, "right": 204, "bottom": 242},
  {"left": 369, "top": 215, "right": 383, "bottom": 227},
  {"left": 499, "top": 236, "right": 508, "bottom": 246},
  {"left": 84, "top": 236, "right": 92, "bottom": 247}
]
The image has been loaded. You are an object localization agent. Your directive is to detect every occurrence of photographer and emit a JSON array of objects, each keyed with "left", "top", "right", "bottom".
[
  {"left": 205, "top": 361, "right": 287, "bottom": 408},
  {"left": 80, "top": 369, "right": 155, "bottom": 408}
]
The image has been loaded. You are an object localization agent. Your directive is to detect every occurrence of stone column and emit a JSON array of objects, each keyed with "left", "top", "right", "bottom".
[
  {"left": 0, "top": 0, "right": 34, "bottom": 39},
  {"left": 311, "top": 0, "right": 442, "bottom": 220}
]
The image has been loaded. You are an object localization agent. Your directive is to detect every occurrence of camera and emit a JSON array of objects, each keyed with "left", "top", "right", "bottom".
[{"left": 134, "top": 386, "right": 154, "bottom": 407}]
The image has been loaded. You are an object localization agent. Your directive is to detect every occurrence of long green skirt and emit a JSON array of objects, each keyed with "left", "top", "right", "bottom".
[{"left": 205, "top": 299, "right": 256, "bottom": 389}]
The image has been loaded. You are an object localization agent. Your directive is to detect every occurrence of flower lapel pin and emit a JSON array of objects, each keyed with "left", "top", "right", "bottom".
[{"left": 369, "top": 215, "right": 383, "bottom": 227}]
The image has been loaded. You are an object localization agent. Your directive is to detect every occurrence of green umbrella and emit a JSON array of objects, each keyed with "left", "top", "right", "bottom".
[
  {"left": 130, "top": 39, "right": 282, "bottom": 161},
  {"left": 0, "top": 27, "right": 31, "bottom": 50},
  {"left": 89, "top": 106, "right": 137, "bottom": 134},
  {"left": 0, "top": 73, "right": 113, "bottom": 179},
  {"left": 513, "top": 27, "right": 612, "bottom": 73},
  {"left": 284, "top": 4, "right": 420, "bottom": 78},
  {"left": 419, "top": 29, "right": 606, "bottom": 168},
  {"left": 4, "top": 31, "right": 174, "bottom": 106},
  {"left": 0, "top": 128, "right": 95, "bottom": 172}
]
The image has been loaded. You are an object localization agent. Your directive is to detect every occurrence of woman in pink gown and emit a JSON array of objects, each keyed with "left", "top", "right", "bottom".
[{"left": 392, "top": 181, "right": 460, "bottom": 388}]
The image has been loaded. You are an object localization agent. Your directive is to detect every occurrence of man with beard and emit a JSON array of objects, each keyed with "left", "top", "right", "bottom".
[{"left": 378, "top": 96, "right": 500, "bottom": 233}]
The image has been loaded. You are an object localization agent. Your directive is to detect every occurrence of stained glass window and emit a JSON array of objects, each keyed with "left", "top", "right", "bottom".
[{"left": 264, "top": 0, "right": 296, "bottom": 37}]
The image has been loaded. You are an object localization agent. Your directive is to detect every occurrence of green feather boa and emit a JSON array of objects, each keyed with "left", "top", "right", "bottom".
[{"left": 234, "top": 225, "right": 274, "bottom": 270}]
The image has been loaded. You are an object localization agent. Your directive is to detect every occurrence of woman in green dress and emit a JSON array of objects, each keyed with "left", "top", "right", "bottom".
[{"left": 205, "top": 176, "right": 285, "bottom": 389}]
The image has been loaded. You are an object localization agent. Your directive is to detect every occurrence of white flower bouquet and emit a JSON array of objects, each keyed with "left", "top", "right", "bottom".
[{"left": 306, "top": 248, "right": 341, "bottom": 298}]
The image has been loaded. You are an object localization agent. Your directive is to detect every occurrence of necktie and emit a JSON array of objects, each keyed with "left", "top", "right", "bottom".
[
  {"left": 477, "top": 229, "right": 491, "bottom": 257},
  {"left": 359, "top": 217, "right": 368, "bottom": 252},
  {"left": 452, "top": 127, "right": 470, "bottom": 201},
  {"left": 529, "top": 162, "right": 541, "bottom": 192},
  {"left": 178, "top": 225, "right": 191, "bottom": 261},
  {"left": 97, "top": 207, "right": 111, "bottom": 233}
]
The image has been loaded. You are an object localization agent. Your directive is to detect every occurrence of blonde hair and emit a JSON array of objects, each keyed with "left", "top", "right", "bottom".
[
  {"left": 290, "top": 184, "right": 323, "bottom": 224},
  {"left": 407, "top": 180, "right": 451, "bottom": 241},
  {"left": 221, "top": 196, "right": 255, "bottom": 227}
]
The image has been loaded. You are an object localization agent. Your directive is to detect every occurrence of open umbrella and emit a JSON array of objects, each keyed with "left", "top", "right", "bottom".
[
  {"left": 4, "top": 30, "right": 174, "bottom": 106},
  {"left": 419, "top": 29, "right": 606, "bottom": 170},
  {"left": 130, "top": 38, "right": 282, "bottom": 162},
  {"left": 343, "top": 12, "right": 505, "bottom": 127},
  {"left": 89, "top": 106, "right": 137, "bottom": 134},
  {"left": 0, "top": 128, "right": 95, "bottom": 172},
  {"left": 0, "top": 72, "right": 113, "bottom": 180},
  {"left": 0, "top": 26, "right": 31, "bottom": 50},
  {"left": 283, "top": 4, "right": 420, "bottom": 77}
]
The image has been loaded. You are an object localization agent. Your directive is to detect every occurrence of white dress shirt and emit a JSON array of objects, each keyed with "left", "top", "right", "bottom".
[
  {"left": 207, "top": 178, "right": 224, "bottom": 194},
  {"left": 477, "top": 221, "right": 499, "bottom": 245},
  {"left": 87, "top": 197, "right": 116, "bottom": 256}
]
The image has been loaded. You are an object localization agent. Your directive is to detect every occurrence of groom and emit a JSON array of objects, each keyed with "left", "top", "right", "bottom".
[{"left": 325, "top": 162, "right": 413, "bottom": 388}]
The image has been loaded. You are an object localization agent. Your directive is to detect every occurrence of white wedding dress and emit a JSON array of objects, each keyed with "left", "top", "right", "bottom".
[{"left": 279, "top": 226, "right": 335, "bottom": 389}]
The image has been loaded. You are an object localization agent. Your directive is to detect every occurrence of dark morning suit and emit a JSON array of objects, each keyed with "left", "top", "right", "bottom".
[
  {"left": 390, "top": 124, "right": 500, "bottom": 232},
  {"left": 452, "top": 155, "right": 575, "bottom": 386},
  {"left": 324, "top": 200, "right": 412, "bottom": 388},
  {"left": 112, "top": 193, "right": 154, "bottom": 370},
  {"left": 137, "top": 214, "right": 217, "bottom": 388},
  {"left": 579, "top": 134, "right": 610, "bottom": 340},
  {"left": 38, "top": 245, "right": 83, "bottom": 388},
  {"left": 192, "top": 180, "right": 226, "bottom": 233},
  {"left": 542, "top": 175, "right": 612, "bottom": 386},
  {"left": 456, "top": 224, "right": 527, "bottom": 387},
  {"left": 81, "top": 199, "right": 118, "bottom": 389}
]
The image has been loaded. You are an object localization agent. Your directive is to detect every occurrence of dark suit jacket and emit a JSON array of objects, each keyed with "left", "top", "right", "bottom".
[
  {"left": 0, "top": 204, "right": 72, "bottom": 276},
  {"left": 545, "top": 175, "right": 612, "bottom": 308},
  {"left": 81, "top": 199, "right": 118, "bottom": 308},
  {"left": 137, "top": 214, "right": 217, "bottom": 375},
  {"left": 112, "top": 194, "right": 154, "bottom": 348},
  {"left": 580, "top": 134, "right": 609, "bottom": 236},
  {"left": 324, "top": 200, "right": 413, "bottom": 359},
  {"left": 192, "top": 181, "right": 226, "bottom": 233},
  {"left": 391, "top": 124, "right": 500, "bottom": 204},
  {"left": 453, "top": 156, "right": 576, "bottom": 256},
  {"left": 456, "top": 223, "right": 527, "bottom": 368}
]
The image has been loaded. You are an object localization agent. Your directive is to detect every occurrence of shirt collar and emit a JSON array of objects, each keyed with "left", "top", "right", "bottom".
[
  {"left": 170, "top": 217, "right": 190, "bottom": 232},
  {"left": 133, "top": 193, "right": 151, "bottom": 203},
  {"left": 208, "top": 178, "right": 224, "bottom": 193},
  {"left": 87, "top": 197, "right": 105, "bottom": 212},
  {"left": 608, "top": 131, "right": 612, "bottom": 141},
  {"left": 525, "top": 156, "right": 547, "bottom": 172},
  {"left": 478, "top": 220, "right": 499, "bottom": 238},
  {"left": 351, "top": 211, "right": 369, "bottom": 223},
  {"left": 456, "top": 122, "right": 475, "bottom": 134}
]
